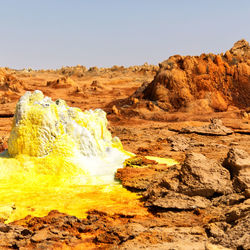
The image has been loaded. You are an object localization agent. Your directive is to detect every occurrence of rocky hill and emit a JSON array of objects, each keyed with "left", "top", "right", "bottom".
[{"left": 133, "top": 39, "right": 250, "bottom": 112}]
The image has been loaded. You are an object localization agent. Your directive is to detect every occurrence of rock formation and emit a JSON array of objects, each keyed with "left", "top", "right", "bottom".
[
  {"left": 46, "top": 76, "right": 78, "bottom": 90},
  {"left": 132, "top": 39, "right": 250, "bottom": 111},
  {"left": 224, "top": 148, "right": 250, "bottom": 194},
  {"left": 171, "top": 118, "right": 234, "bottom": 136},
  {"left": 0, "top": 68, "right": 26, "bottom": 93},
  {"left": 115, "top": 149, "right": 250, "bottom": 249}
]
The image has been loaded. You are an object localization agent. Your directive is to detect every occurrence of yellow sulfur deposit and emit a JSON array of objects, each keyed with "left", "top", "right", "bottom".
[
  {"left": 4, "top": 90, "right": 132, "bottom": 183},
  {"left": 0, "top": 90, "right": 177, "bottom": 223}
]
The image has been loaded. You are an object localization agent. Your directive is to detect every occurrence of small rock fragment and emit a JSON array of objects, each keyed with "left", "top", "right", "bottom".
[{"left": 31, "top": 228, "right": 53, "bottom": 243}]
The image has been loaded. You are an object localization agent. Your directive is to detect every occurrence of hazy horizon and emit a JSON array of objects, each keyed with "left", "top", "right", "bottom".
[{"left": 1, "top": 0, "right": 249, "bottom": 70}]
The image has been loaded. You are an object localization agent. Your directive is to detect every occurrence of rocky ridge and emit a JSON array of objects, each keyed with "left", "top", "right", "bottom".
[{"left": 132, "top": 39, "right": 250, "bottom": 112}]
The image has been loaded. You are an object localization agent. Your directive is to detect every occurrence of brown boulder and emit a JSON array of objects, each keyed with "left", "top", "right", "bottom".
[
  {"left": 167, "top": 135, "right": 191, "bottom": 151},
  {"left": 210, "top": 91, "right": 228, "bottom": 111},
  {"left": 136, "top": 152, "right": 233, "bottom": 211},
  {"left": 207, "top": 207, "right": 250, "bottom": 250},
  {"left": 205, "top": 213, "right": 250, "bottom": 249},
  {"left": 96, "top": 223, "right": 146, "bottom": 245},
  {"left": 179, "top": 153, "right": 233, "bottom": 197},
  {"left": 31, "top": 228, "right": 53, "bottom": 243},
  {"left": 230, "top": 39, "right": 250, "bottom": 58}
]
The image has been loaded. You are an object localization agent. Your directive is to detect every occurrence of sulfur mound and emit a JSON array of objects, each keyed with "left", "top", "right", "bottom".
[
  {"left": 1, "top": 90, "right": 131, "bottom": 184},
  {"left": 133, "top": 39, "right": 250, "bottom": 112}
]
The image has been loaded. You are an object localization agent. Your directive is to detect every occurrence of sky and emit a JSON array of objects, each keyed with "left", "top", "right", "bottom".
[{"left": 0, "top": 0, "right": 249, "bottom": 70}]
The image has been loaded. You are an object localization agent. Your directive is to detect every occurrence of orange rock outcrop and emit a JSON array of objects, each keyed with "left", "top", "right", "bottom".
[{"left": 133, "top": 39, "right": 250, "bottom": 111}]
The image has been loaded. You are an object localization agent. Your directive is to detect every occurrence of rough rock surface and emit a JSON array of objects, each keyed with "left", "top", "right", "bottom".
[
  {"left": 167, "top": 135, "right": 191, "bottom": 151},
  {"left": 115, "top": 151, "right": 249, "bottom": 249},
  {"left": 144, "top": 189, "right": 211, "bottom": 210},
  {"left": 224, "top": 148, "right": 250, "bottom": 193},
  {"left": 116, "top": 166, "right": 165, "bottom": 190},
  {"left": 133, "top": 39, "right": 250, "bottom": 111},
  {"left": 0, "top": 211, "right": 89, "bottom": 249},
  {"left": 177, "top": 119, "right": 234, "bottom": 136},
  {"left": 0, "top": 203, "right": 248, "bottom": 249},
  {"left": 115, "top": 156, "right": 174, "bottom": 190},
  {"left": 224, "top": 147, "right": 250, "bottom": 174},
  {"left": 140, "top": 152, "right": 233, "bottom": 204},
  {"left": 206, "top": 214, "right": 250, "bottom": 249},
  {"left": 178, "top": 153, "right": 233, "bottom": 197}
]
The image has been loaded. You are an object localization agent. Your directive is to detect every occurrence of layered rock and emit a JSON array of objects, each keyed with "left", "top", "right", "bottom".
[
  {"left": 133, "top": 39, "right": 250, "bottom": 111},
  {"left": 177, "top": 119, "right": 233, "bottom": 136}
]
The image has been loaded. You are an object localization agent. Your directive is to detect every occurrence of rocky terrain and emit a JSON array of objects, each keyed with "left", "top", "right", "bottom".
[{"left": 0, "top": 40, "right": 249, "bottom": 249}]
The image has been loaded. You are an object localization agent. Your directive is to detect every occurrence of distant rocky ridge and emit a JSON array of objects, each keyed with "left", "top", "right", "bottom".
[
  {"left": 132, "top": 39, "right": 250, "bottom": 111},
  {"left": 20, "top": 63, "right": 159, "bottom": 77}
]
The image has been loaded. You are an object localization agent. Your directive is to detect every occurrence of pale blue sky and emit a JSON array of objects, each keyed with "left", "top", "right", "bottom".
[{"left": 0, "top": 0, "right": 249, "bottom": 69}]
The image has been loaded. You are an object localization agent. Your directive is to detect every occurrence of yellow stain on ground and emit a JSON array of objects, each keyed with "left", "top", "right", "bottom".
[
  {"left": 0, "top": 181, "right": 147, "bottom": 223},
  {"left": 0, "top": 149, "right": 150, "bottom": 223},
  {"left": 145, "top": 156, "right": 179, "bottom": 166},
  {"left": 0, "top": 91, "right": 177, "bottom": 223}
]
